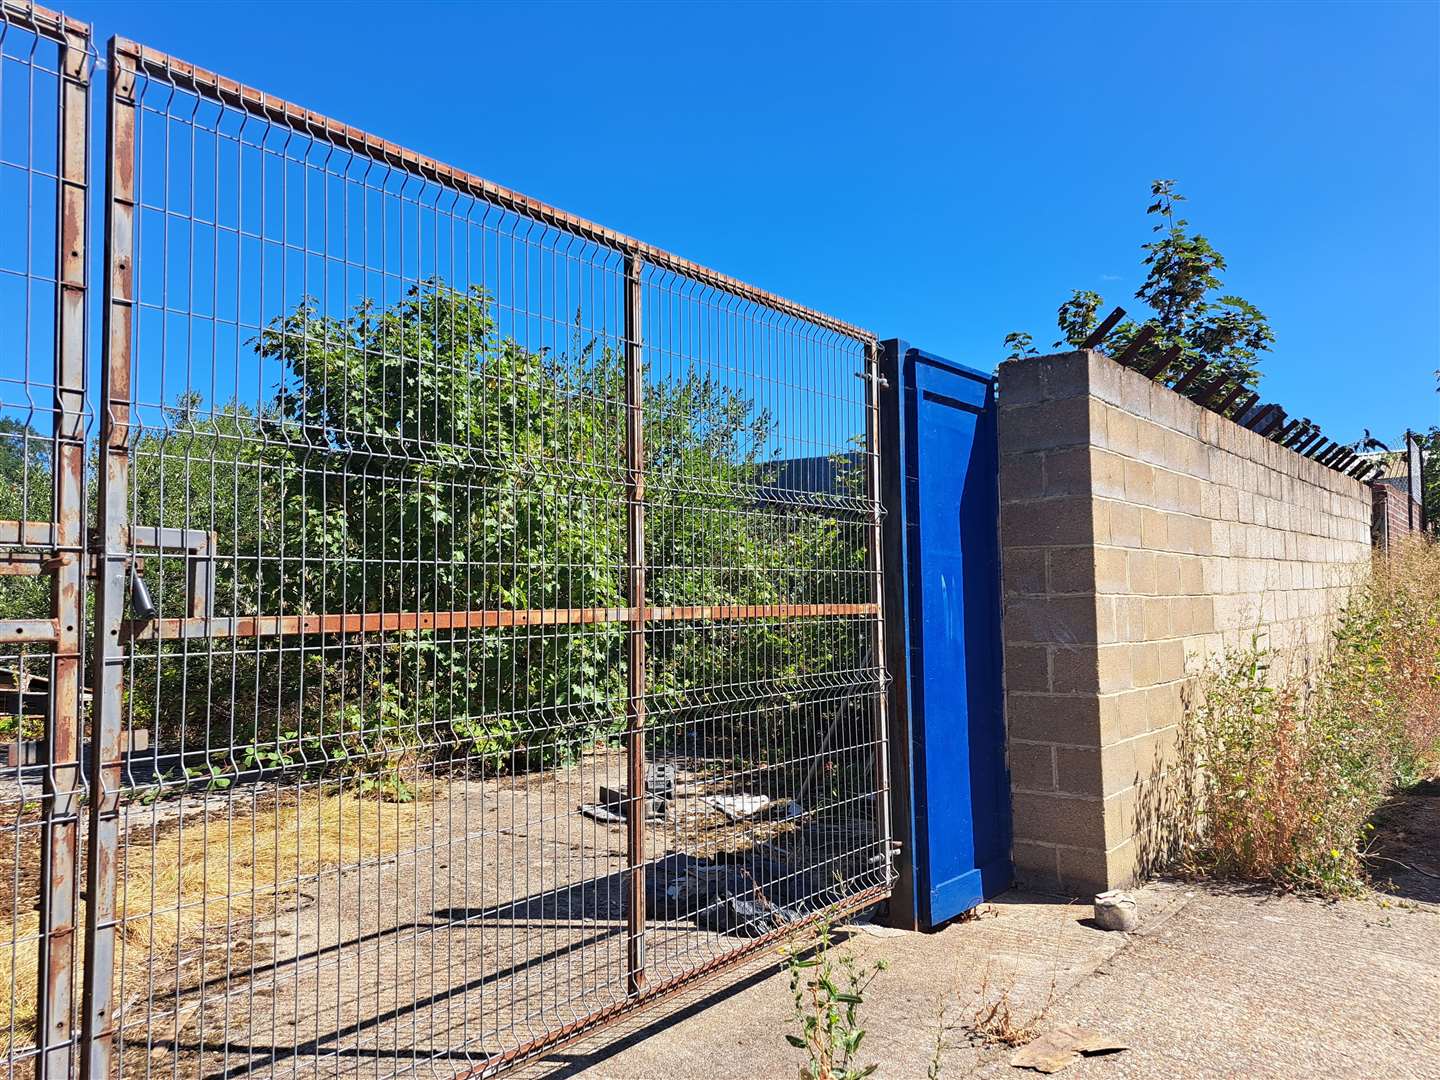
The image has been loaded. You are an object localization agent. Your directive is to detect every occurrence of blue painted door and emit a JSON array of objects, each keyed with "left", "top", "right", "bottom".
[{"left": 884, "top": 343, "right": 1008, "bottom": 928}]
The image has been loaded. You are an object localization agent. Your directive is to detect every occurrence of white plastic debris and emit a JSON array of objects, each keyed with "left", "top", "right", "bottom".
[{"left": 701, "top": 794, "right": 773, "bottom": 820}]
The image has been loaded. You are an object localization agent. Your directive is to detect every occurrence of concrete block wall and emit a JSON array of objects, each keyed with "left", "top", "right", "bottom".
[{"left": 998, "top": 350, "right": 1373, "bottom": 895}]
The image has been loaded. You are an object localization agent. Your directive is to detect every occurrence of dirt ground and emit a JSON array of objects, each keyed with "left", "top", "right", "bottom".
[
  {"left": 521, "top": 781, "right": 1440, "bottom": 1080},
  {"left": 0, "top": 746, "right": 881, "bottom": 1080},
  {"left": 5, "top": 772, "right": 1437, "bottom": 1079}
]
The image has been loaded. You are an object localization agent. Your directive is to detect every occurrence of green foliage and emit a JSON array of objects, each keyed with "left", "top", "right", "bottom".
[
  {"left": 0, "top": 278, "right": 868, "bottom": 783},
  {"left": 1002, "top": 332, "right": 1037, "bottom": 362},
  {"left": 782, "top": 919, "right": 888, "bottom": 1080},
  {"left": 255, "top": 283, "right": 630, "bottom": 769},
  {"left": 1009, "top": 180, "right": 1275, "bottom": 398},
  {"left": 0, "top": 417, "right": 52, "bottom": 624}
]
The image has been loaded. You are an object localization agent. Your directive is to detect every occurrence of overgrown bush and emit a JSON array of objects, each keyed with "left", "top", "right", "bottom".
[
  {"left": 1178, "top": 538, "right": 1440, "bottom": 894},
  {"left": 0, "top": 280, "right": 869, "bottom": 782}
]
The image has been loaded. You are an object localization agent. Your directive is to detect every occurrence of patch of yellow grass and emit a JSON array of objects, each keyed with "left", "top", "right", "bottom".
[{"left": 0, "top": 786, "right": 423, "bottom": 1054}]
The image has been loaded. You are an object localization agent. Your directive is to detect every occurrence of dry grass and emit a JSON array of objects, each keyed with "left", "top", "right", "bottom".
[
  {"left": 965, "top": 972, "right": 1041, "bottom": 1049},
  {"left": 0, "top": 786, "right": 423, "bottom": 1055},
  {"left": 959, "top": 952, "right": 1060, "bottom": 1052},
  {"left": 1176, "top": 537, "right": 1440, "bottom": 894},
  {"left": 1368, "top": 537, "right": 1440, "bottom": 773}
]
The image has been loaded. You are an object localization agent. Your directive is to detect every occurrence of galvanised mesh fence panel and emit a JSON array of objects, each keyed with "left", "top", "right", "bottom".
[
  {"left": 0, "top": 5, "right": 89, "bottom": 1078},
  {"left": 0, "top": 11, "right": 890, "bottom": 1074}
]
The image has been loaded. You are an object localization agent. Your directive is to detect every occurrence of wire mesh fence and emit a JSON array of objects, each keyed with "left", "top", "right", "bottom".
[{"left": 0, "top": 6, "right": 891, "bottom": 1077}]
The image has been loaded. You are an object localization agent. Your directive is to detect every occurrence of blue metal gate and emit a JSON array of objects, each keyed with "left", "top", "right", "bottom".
[{"left": 880, "top": 341, "right": 1009, "bottom": 929}]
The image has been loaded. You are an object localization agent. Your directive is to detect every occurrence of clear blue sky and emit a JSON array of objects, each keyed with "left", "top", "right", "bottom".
[{"left": 60, "top": 0, "right": 1440, "bottom": 444}]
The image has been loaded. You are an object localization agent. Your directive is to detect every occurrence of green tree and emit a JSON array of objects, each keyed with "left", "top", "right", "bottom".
[
  {"left": 251, "top": 279, "right": 868, "bottom": 773},
  {"left": 255, "top": 281, "right": 629, "bottom": 768},
  {"left": 0, "top": 279, "right": 873, "bottom": 785},
  {"left": 0, "top": 417, "right": 52, "bottom": 622},
  {"left": 1008, "top": 180, "right": 1275, "bottom": 397}
]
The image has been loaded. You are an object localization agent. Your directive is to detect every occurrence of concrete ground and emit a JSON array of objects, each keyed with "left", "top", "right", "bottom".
[{"left": 519, "top": 784, "right": 1440, "bottom": 1079}]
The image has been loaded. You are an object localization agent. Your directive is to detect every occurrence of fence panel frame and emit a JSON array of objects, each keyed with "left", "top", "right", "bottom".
[
  {"left": 0, "top": 4, "right": 92, "bottom": 1077},
  {"left": 68, "top": 27, "right": 893, "bottom": 1079}
]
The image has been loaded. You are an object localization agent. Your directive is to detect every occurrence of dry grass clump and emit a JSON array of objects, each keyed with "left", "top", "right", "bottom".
[
  {"left": 1367, "top": 538, "right": 1440, "bottom": 768},
  {"left": 0, "top": 786, "right": 423, "bottom": 1054},
  {"left": 1177, "top": 537, "right": 1440, "bottom": 894}
]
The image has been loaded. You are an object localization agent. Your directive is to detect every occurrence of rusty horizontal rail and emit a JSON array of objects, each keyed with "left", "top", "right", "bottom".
[
  {"left": 0, "top": 618, "right": 60, "bottom": 642},
  {"left": 0, "top": 519, "right": 65, "bottom": 548},
  {"left": 0, "top": 0, "right": 89, "bottom": 39},
  {"left": 120, "top": 603, "right": 880, "bottom": 642},
  {"left": 454, "top": 884, "right": 890, "bottom": 1080},
  {"left": 111, "top": 38, "right": 874, "bottom": 346}
]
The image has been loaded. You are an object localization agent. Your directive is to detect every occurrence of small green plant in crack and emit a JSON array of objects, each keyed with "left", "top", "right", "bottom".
[{"left": 781, "top": 918, "right": 888, "bottom": 1080}]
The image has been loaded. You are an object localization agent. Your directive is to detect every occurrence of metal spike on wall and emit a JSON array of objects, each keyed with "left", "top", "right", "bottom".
[{"left": 1083, "top": 306, "right": 1386, "bottom": 483}]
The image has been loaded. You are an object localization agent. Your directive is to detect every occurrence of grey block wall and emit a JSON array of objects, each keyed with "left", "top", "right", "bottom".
[{"left": 997, "top": 350, "right": 1373, "bottom": 895}]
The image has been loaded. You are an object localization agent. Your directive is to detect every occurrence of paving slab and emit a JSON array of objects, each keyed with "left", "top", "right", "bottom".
[
  {"left": 514, "top": 886, "right": 1194, "bottom": 1079},
  {"left": 971, "top": 888, "right": 1440, "bottom": 1080}
]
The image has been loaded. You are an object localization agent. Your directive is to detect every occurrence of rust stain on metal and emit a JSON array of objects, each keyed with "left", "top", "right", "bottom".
[
  {"left": 1112, "top": 324, "right": 1155, "bottom": 367},
  {"left": 1215, "top": 383, "right": 1251, "bottom": 418},
  {"left": 0, "top": 0, "right": 89, "bottom": 36},
  {"left": 1079, "top": 307, "right": 1125, "bottom": 351},
  {"left": 119, "top": 603, "right": 880, "bottom": 642},
  {"left": 448, "top": 885, "right": 890, "bottom": 1080},
  {"left": 1170, "top": 360, "right": 1207, "bottom": 395},
  {"left": 624, "top": 253, "right": 648, "bottom": 998},
  {"left": 1139, "top": 344, "right": 1181, "bottom": 379}
]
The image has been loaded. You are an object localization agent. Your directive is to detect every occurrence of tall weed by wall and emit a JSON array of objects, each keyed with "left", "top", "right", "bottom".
[{"left": 1178, "top": 538, "right": 1440, "bottom": 894}]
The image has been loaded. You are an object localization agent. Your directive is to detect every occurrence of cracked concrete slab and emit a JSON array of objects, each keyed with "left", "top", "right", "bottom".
[{"left": 519, "top": 787, "right": 1440, "bottom": 1080}]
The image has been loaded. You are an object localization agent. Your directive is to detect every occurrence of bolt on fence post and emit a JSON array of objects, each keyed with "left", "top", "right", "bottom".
[
  {"left": 80, "top": 37, "right": 136, "bottom": 1080},
  {"left": 624, "top": 254, "right": 648, "bottom": 995},
  {"left": 35, "top": 19, "right": 90, "bottom": 1080}
]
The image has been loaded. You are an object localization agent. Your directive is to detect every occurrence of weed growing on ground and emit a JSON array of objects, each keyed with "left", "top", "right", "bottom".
[
  {"left": 1178, "top": 538, "right": 1440, "bottom": 895},
  {"left": 961, "top": 957, "right": 1059, "bottom": 1051},
  {"left": 781, "top": 919, "right": 888, "bottom": 1080}
]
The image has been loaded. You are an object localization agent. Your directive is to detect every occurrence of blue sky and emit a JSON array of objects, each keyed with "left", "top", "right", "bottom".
[{"left": 55, "top": 0, "right": 1440, "bottom": 444}]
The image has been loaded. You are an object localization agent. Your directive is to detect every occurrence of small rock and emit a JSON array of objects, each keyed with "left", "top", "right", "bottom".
[{"left": 1093, "top": 889, "right": 1138, "bottom": 932}]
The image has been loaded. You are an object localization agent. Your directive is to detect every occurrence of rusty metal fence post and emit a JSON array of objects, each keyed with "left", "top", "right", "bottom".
[
  {"left": 624, "top": 255, "right": 647, "bottom": 996},
  {"left": 33, "top": 13, "right": 89, "bottom": 1080},
  {"left": 78, "top": 36, "right": 136, "bottom": 1080}
]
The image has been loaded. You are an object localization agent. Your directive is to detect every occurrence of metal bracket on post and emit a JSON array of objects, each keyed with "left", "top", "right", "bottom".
[{"left": 124, "top": 526, "right": 216, "bottom": 619}]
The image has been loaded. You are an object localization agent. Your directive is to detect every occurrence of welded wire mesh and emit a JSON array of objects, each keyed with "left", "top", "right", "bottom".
[{"left": 0, "top": 13, "right": 888, "bottom": 1076}]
